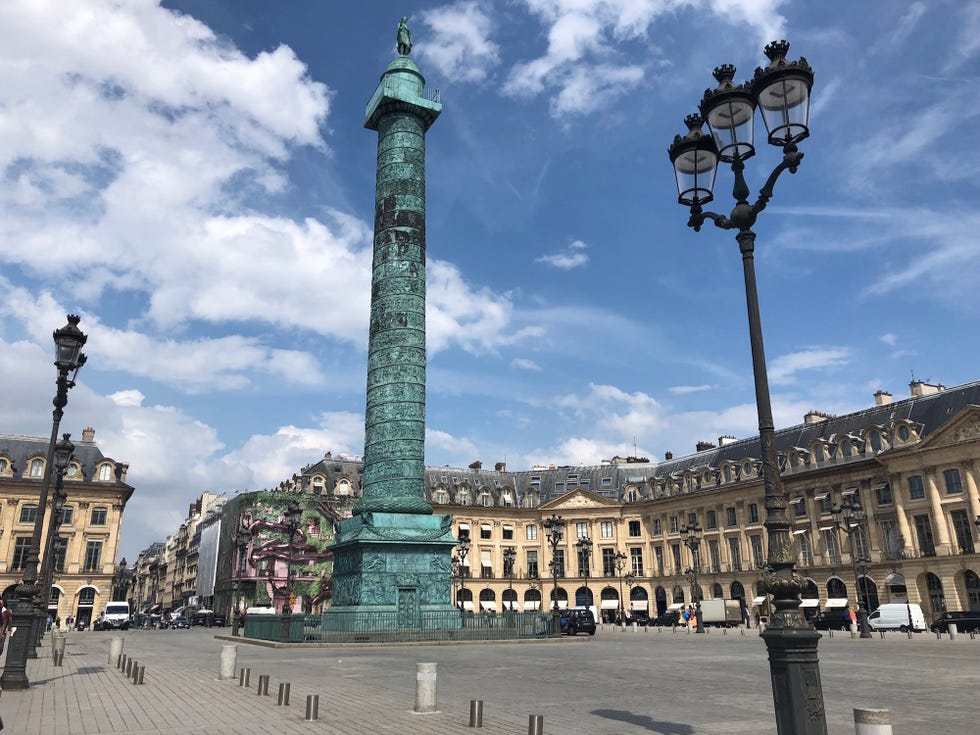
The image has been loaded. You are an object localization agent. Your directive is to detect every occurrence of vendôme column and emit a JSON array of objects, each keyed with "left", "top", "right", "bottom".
[{"left": 325, "top": 20, "right": 457, "bottom": 631}]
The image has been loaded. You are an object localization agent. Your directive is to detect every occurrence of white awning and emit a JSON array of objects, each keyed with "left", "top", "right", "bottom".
[
  {"left": 751, "top": 595, "right": 767, "bottom": 605},
  {"left": 463, "top": 601, "right": 475, "bottom": 611},
  {"left": 630, "top": 601, "right": 648, "bottom": 610},
  {"left": 818, "top": 525, "right": 835, "bottom": 532},
  {"left": 480, "top": 524, "right": 492, "bottom": 532},
  {"left": 814, "top": 492, "right": 829, "bottom": 500},
  {"left": 667, "top": 602, "right": 685, "bottom": 611},
  {"left": 789, "top": 496, "right": 804, "bottom": 504},
  {"left": 480, "top": 601, "right": 497, "bottom": 611},
  {"left": 458, "top": 523, "right": 470, "bottom": 531},
  {"left": 503, "top": 524, "right": 513, "bottom": 532},
  {"left": 825, "top": 598, "right": 848, "bottom": 608},
  {"left": 841, "top": 487, "right": 857, "bottom": 496},
  {"left": 600, "top": 600, "right": 619, "bottom": 609},
  {"left": 523, "top": 601, "right": 541, "bottom": 611},
  {"left": 884, "top": 572, "right": 906, "bottom": 586},
  {"left": 792, "top": 529, "right": 808, "bottom": 535},
  {"left": 557, "top": 600, "right": 568, "bottom": 609},
  {"left": 799, "top": 599, "right": 820, "bottom": 608},
  {"left": 501, "top": 601, "right": 518, "bottom": 611}
]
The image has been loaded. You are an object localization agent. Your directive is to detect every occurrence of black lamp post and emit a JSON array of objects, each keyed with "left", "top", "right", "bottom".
[
  {"left": 1, "top": 315, "right": 86, "bottom": 690},
  {"left": 543, "top": 514, "right": 565, "bottom": 632},
  {"left": 668, "top": 42, "right": 826, "bottom": 734},
  {"left": 575, "top": 536, "right": 593, "bottom": 610},
  {"left": 38, "top": 433, "right": 76, "bottom": 638},
  {"left": 614, "top": 551, "right": 627, "bottom": 621},
  {"left": 279, "top": 500, "right": 301, "bottom": 643},
  {"left": 625, "top": 571, "right": 636, "bottom": 618},
  {"left": 457, "top": 536, "right": 471, "bottom": 613},
  {"left": 503, "top": 546, "right": 516, "bottom": 613},
  {"left": 832, "top": 496, "right": 873, "bottom": 638},
  {"left": 232, "top": 525, "right": 250, "bottom": 636},
  {"left": 681, "top": 522, "right": 705, "bottom": 632}
]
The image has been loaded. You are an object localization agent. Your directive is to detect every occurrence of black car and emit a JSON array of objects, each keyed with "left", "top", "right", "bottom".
[
  {"left": 558, "top": 608, "right": 596, "bottom": 636},
  {"left": 630, "top": 611, "right": 651, "bottom": 626},
  {"left": 812, "top": 609, "right": 852, "bottom": 631},
  {"left": 171, "top": 614, "right": 190, "bottom": 629},
  {"left": 209, "top": 611, "right": 226, "bottom": 627},
  {"left": 930, "top": 611, "right": 980, "bottom": 634},
  {"left": 652, "top": 611, "right": 681, "bottom": 627}
]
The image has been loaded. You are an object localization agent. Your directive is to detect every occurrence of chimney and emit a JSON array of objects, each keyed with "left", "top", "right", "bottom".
[
  {"left": 494, "top": 461, "right": 506, "bottom": 472},
  {"left": 717, "top": 435, "right": 737, "bottom": 446},
  {"left": 665, "top": 451, "right": 673, "bottom": 460},
  {"left": 696, "top": 441, "right": 716, "bottom": 452},
  {"left": 910, "top": 380, "right": 945, "bottom": 397},
  {"left": 119, "top": 463, "right": 129, "bottom": 482},
  {"left": 873, "top": 390, "right": 893, "bottom": 406},
  {"left": 82, "top": 427, "right": 95, "bottom": 442},
  {"left": 468, "top": 460, "right": 482, "bottom": 469},
  {"left": 804, "top": 410, "right": 830, "bottom": 425}
]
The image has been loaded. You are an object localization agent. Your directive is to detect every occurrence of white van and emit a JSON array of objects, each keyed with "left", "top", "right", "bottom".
[
  {"left": 94, "top": 601, "right": 131, "bottom": 631},
  {"left": 867, "top": 602, "right": 926, "bottom": 632}
]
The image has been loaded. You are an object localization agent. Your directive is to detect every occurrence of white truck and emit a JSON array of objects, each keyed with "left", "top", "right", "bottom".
[
  {"left": 94, "top": 601, "right": 131, "bottom": 631},
  {"left": 699, "top": 598, "right": 743, "bottom": 627}
]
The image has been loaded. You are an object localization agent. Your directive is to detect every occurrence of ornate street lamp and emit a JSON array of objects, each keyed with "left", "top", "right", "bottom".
[
  {"left": 1, "top": 315, "right": 86, "bottom": 690},
  {"left": 832, "top": 495, "right": 873, "bottom": 638},
  {"left": 502, "top": 546, "right": 517, "bottom": 612},
  {"left": 279, "top": 500, "right": 301, "bottom": 643},
  {"left": 668, "top": 41, "right": 825, "bottom": 735},
  {"left": 543, "top": 514, "right": 565, "bottom": 631},
  {"left": 38, "top": 433, "right": 75, "bottom": 634},
  {"left": 614, "top": 551, "right": 628, "bottom": 620},
  {"left": 624, "top": 572, "right": 636, "bottom": 618},
  {"left": 457, "top": 535, "right": 471, "bottom": 613},
  {"left": 575, "top": 536, "right": 593, "bottom": 609}
]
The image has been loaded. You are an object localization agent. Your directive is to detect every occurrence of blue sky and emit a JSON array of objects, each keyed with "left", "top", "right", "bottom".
[{"left": 1, "top": 0, "right": 979, "bottom": 561}]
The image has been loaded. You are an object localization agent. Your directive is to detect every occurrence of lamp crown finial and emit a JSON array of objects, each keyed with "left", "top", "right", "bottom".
[
  {"left": 764, "top": 40, "right": 791, "bottom": 64},
  {"left": 712, "top": 64, "right": 737, "bottom": 86},
  {"left": 683, "top": 112, "right": 703, "bottom": 131}
]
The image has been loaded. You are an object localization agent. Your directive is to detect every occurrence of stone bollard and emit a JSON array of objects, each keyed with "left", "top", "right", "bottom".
[
  {"left": 854, "top": 707, "right": 892, "bottom": 735},
  {"left": 53, "top": 650, "right": 64, "bottom": 667},
  {"left": 469, "top": 699, "right": 484, "bottom": 727},
  {"left": 528, "top": 714, "right": 544, "bottom": 735},
  {"left": 239, "top": 667, "right": 251, "bottom": 687},
  {"left": 219, "top": 644, "right": 237, "bottom": 680},
  {"left": 133, "top": 664, "right": 145, "bottom": 685},
  {"left": 52, "top": 634, "right": 67, "bottom": 664},
  {"left": 277, "top": 682, "right": 290, "bottom": 706},
  {"left": 109, "top": 636, "right": 123, "bottom": 666},
  {"left": 305, "top": 694, "right": 320, "bottom": 721},
  {"left": 948, "top": 623, "right": 958, "bottom": 639},
  {"left": 415, "top": 662, "right": 438, "bottom": 713},
  {"left": 257, "top": 674, "right": 270, "bottom": 696}
]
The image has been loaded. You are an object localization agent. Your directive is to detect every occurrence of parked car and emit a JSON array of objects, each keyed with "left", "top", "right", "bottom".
[
  {"left": 812, "top": 609, "right": 852, "bottom": 631},
  {"left": 558, "top": 607, "right": 596, "bottom": 636},
  {"left": 209, "top": 611, "right": 226, "bottom": 627},
  {"left": 652, "top": 611, "right": 681, "bottom": 627},
  {"left": 930, "top": 611, "right": 980, "bottom": 634},
  {"left": 192, "top": 609, "right": 215, "bottom": 626},
  {"left": 631, "top": 611, "right": 651, "bottom": 626},
  {"left": 171, "top": 614, "right": 190, "bottom": 629}
]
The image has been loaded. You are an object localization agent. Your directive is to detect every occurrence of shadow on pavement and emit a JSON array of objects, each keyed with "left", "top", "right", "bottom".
[{"left": 592, "top": 708, "right": 694, "bottom": 735}]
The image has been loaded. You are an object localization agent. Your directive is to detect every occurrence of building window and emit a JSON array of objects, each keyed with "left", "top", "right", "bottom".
[
  {"left": 671, "top": 544, "right": 681, "bottom": 573},
  {"left": 59, "top": 505, "right": 74, "bottom": 526},
  {"left": 12, "top": 537, "right": 32, "bottom": 570},
  {"left": 555, "top": 482, "right": 565, "bottom": 494},
  {"left": 577, "top": 547, "right": 590, "bottom": 576},
  {"left": 630, "top": 547, "right": 644, "bottom": 576},
  {"left": 600, "top": 521, "right": 613, "bottom": 538},
  {"left": 705, "top": 510, "right": 717, "bottom": 529},
  {"left": 19, "top": 505, "right": 38, "bottom": 524},
  {"left": 576, "top": 522, "right": 589, "bottom": 539},
  {"left": 708, "top": 539, "right": 720, "bottom": 572},
  {"left": 526, "top": 550, "right": 539, "bottom": 578},
  {"left": 669, "top": 516, "right": 679, "bottom": 534},
  {"left": 726, "top": 507, "right": 737, "bottom": 527},
  {"left": 312, "top": 476, "right": 324, "bottom": 495},
  {"left": 602, "top": 547, "right": 617, "bottom": 576},
  {"left": 874, "top": 484, "right": 893, "bottom": 505},
  {"left": 914, "top": 514, "right": 935, "bottom": 556},
  {"left": 480, "top": 525, "right": 492, "bottom": 540},
  {"left": 750, "top": 535, "right": 764, "bottom": 567},
  {"left": 799, "top": 532, "right": 813, "bottom": 566},
  {"left": 654, "top": 546, "right": 664, "bottom": 576},
  {"left": 748, "top": 503, "right": 759, "bottom": 523},
  {"left": 91, "top": 507, "right": 108, "bottom": 526},
  {"left": 952, "top": 509, "right": 975, "bottom": 554},
  {"left": 480, "top": 490, "right": 492, "bottom": 507},
  {"left": 30, "top": 459, "right": 44, "bottom": 477},
  {"left": 794, "top": 498, "right": 807, "bottom": 517},
  {"left": 83, "top": 540, "right": 103, "bottom": 572},
  {"left": 653, "top": 518, "right": 662, "bottom": 536},
  {"left": 628, "top": 520, "right": 641, "bottom": 538},
  {"left": 727, "top": 537, "right": 742, "bottom": 571},
  {"left": 552, "top": 549, "right": 565, "bottom": 577},
  {"left": 503, "top": 525, "right": 514, "bottom": 541},
  {"left": 823, "top": 530, "right": 841, "bottom": 565},
  {"left": 434, "top": 489, "right": 448, "bottom": 504},
  {"left": 907, "top": 475, "right": 925, "bottom": 500},
  {"left": 943, "top": 468, "right": 963, "bottom": 495},
  {"left": 526, "top": 524, "right": 537, "bottom": 541},
  {"left": 602, "top": 477, "right": 612, "bottom": 488},
  {"left": 53, "top": 537, "right": 68, "bottom": 573},
  {"left": 98, "top": 463, "right": 112, "bottom": 481}
]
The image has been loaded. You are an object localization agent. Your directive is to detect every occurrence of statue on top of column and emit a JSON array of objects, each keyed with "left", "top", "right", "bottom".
[{"left": 397, "top": 17, "right": 412, "bottom": 56}]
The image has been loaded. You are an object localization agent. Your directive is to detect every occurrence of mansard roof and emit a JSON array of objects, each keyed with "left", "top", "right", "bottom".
[{"left": 0, "top": 431, "right": 131, "bottom": 486}]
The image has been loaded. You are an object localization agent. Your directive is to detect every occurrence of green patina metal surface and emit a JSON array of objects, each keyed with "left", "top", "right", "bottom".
[{"left": 325, "top": 24, "right": 457, "bottom": 627}]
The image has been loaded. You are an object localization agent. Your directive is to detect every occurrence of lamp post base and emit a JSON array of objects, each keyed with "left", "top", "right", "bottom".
[
  {"left": 858, "top": 608, "right": 873, "bottom": 639},
  {"left": 761, "top": 624, "right": 827, "bottom": 734},
  {"left": 279, "top": 610, "right": 292, "bottom": 643}
]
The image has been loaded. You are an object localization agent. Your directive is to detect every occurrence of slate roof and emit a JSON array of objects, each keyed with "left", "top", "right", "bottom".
[{"left": 0, "top": 432, "right": 129, "bottom": 485}]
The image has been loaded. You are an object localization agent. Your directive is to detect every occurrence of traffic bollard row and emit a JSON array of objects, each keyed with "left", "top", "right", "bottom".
[
  {"left": 528, "top": 714, "right": 544, "bottom": 735},
  {"left": 239, "top": 667, "right": 250, "bottom": 687},
  {"left": 469, "top": 699, "right": 484, "bottom": 727},
  {"left": 133, "top": 664, "right": 145, "bottom": 685},
  {"left": 276, "top": 682, "right": 290, "bottom": 706},
  {"left": 305, "top": 694, "right": 320, "bottom": 721},
  {"left": 257, "top": 674, "right": 270, "bottom": 696}
]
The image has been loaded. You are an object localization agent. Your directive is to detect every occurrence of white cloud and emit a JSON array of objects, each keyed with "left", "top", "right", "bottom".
[
  {"left": 536, "top": 239, "right": 590, "bottom": 269},
  {"left": 880, "top": 333, "right": 897, "bottom": 347},
  {"left": 768, "top": 347, "right": 852, "bottom": 385},
  {"left": 669, "top": 384, "right": 714, "bottom": 395},
  {"left": 511, "top": 358, "right": 542, "bottom": 371},
  {"left": 419, "top": 1, "right": 501, "bottom": 82},
  {"left": 426, "top": 428, "right": 480, "bottom": 459}
]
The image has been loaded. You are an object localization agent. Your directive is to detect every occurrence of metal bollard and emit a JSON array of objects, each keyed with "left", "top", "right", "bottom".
[
  {"left": 240, "top": 667, "right": 251, "bottom": 687},
  {"left": 120, "top": 653, "right": 128, "bottom": 671},
  {"left": 133, "top": 664, "right": 145, "bottom": 685},
  {"left": 109, "top": 636, "right": 123, "bottom": 666},
  {"left": 948, "top": 623, "right": 958, "bottom": 639},
  {"left": 469, "top": 699, "right": 484, "bottom": 727},
  {"left": 126, "top": 658, "right": 134, "bottom": 676},
  {"left": 305, "top": 694, "right": 320, "bottom": 721},
  {"left": 277, "top": 682, "right": 290, "bottom": 706},
  {"left": 936, "top": 631, "right": 942, "bottom": 640},
  {"left": 53, "top": 650, "right": 64, "bottom": 667},
  {"left": 219, "top": 644, "right": 237, "bottom": 680},
  {"left": 117, "top": 653, "right": 123, "bottom": 669},
  {"left": 854, "top": 707, "right": 892, "bottom": 735},
  {"left": 257, "top": 674, "right": 269, "bottom": 696},
  {"left": 740, "top": 627, "right": 745, "bottom": 636},
  {"left": 828, "top": 629, "right": 834, "bottom": 638},
  {"left": 528, "top": 714, "right": 544, "bottom": 735},
  {"left": 414, "top": 662, "right": 438, "bottom": 713},
  {"left": 907, "top": 629, "right": 913, "bottom": 640}
]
